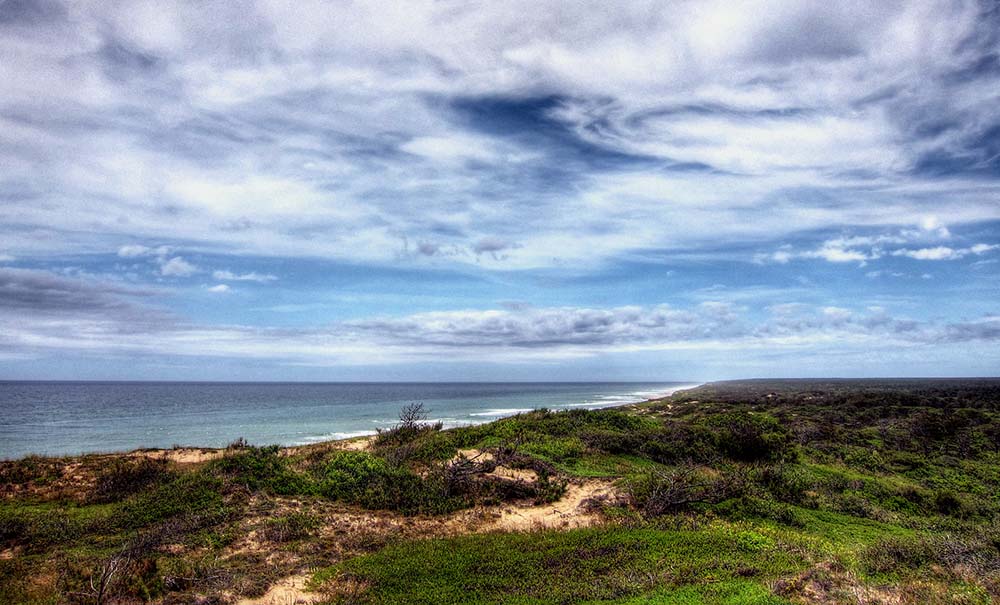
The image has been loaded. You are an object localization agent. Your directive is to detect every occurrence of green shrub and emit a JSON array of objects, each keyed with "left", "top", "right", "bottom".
[
  {"left": 208, "top": 445, "right": 314, "bottom": 496},
  {"left": 580, "top": 425, "right": 718, "bottom": 464},
  {"left": 0, "top": 508, "right": 27, "bottom": 544},
  {"left": 0, "top": 504, "right": 112, "bottom": 549},
  {"left": 933, "top": 490, "right": 966, "bottom": 517},
  {"left": 756, "top": 464, "right": 812, "bottom": 505},
  {"left": 320, "top": 451, "right": 460, "bottom": 515},
  {"left": 409, "top": 431, "right": 461, "bottom": 463},
  {"left": 627, "top": 464, "right": 745, "bottom": 517},
  {"left": 522, "top": 436, "right": 586, "bottom": 464},
  {"left": 321, "top": 451, "right": 394, "bottom": 500},
  {"left": 834, "top": 491, "right": 884, "bottom": 520},
  {"left": 859, "top": 534, "right": 1000, "bottom": 576},
  {"left": 118, "top": 473, "right": 226, "bottom": 529},
  {"left": 261, "top": 512, "right": 318, "bottom": 543},
  {"left": 718, "top": 497, "right": 806, "bottom": 527},
  {"left": 708, "top": 413, "right": 795, "bottom": 462},
  {"left": 89, "top": 457, "right": 173, "bottom": 503},
  {"left": 532, "top": 474, "right": 569, "bottom": 505},
  {"left": 0, "top": 455, "right": 62, "bottom": 486}
]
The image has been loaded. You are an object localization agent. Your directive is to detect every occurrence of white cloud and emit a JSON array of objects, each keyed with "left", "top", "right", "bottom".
[
  {"left": 117, "top": 245, "right": 153, "bottom": 258},
  {"left": 1, "top": 0, "right": 998, "bottom": 270},
  {"left": 212, "top": 270, "right": 277, "bottom": 282},
  {"left": 159, "top": 256, "right": 198, "bottom": 277},
  {"left": 3, "top": 273, "right": 999, "bottom": 367},
  {"left": 892, "top": 244, "right": 998, "bottom": 261},
  {"left": 893, "top": 246, "right": 959, "bottom": 260},
  {"left": 756, "top": 230, "right": 997, "bottom": 266},
  {"left": 117, "top": 245, "right": 171, "bottom": 258},
  {"left": 806, "top": 245, "right": 873, "bottom": 264}
]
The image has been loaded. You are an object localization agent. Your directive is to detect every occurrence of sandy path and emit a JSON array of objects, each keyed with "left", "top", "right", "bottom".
[
  {"left": 480, "top": 478, "right": 618, "bottom": 531},
  {"left": 238, "top": 477, "right": 620, "bottom": 603}
]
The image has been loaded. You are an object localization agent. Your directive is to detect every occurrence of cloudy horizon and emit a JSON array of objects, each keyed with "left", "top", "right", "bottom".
[{"left": 1, "top": 0, "right": 999, "bottom": 380}]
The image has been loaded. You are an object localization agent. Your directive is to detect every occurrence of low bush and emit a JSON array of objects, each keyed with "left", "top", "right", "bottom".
[
  {"left": 208, "top": 445, "right": 314, "bottom": 496},
  {"left": 0, "top": 503, "right": 113, "bottom": 550},
  {"left": 320, "top": 450, "right": 460, "bottom": 515},
  {"left": 532, "top": 474, "right": 569, "bottom": 505},
  {"left": 627, "top": 464, "right": 745, "bottom": 517},
  {"left": 321, "top": 451, "right": 396, "bottom": 501},
  {"left": 522, "top": 436, "right": 586, "bottom": 465},
  {"left": 933, "top": 489, "right": 966, "bottom": 517},
  {"left": 89, "top": 457, "right": 173, "bottom": 503},
  {"left": 118, "top": 473, "right": 226, "bottom": 529},
  {"left": 261, "top": 512, "right": 318, "bottom": 543},
  {"left": 0, "top": 455, "right": 62, "bottom": 486},
  {"left": 861, "top": 534, "right": 1000, "bottom": 578},
  {"left": 756, "top": 464, "right": 813, "bottom": 505},
  {"left": 707, "top": 412, "right": 795, "bottom": 463}
]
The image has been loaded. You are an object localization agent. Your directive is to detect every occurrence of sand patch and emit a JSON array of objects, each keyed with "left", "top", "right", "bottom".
[
  {"left": 0, "top": 546, "right": 20, "bottom": 560},
  {"left": 339, "top": 436, "right": 374, "bottom": 451},
  {"left": 488, "top": 465, "right": 538, "bottom": 482},
  {"left": 456, "top": 448, "right": 494, "bottom": 462},
  {"left": 487, "top": 479, "right": 617, "bottom": 531},
  {"left": 235, "top": 573, "right": 319, "bottom": 605},
  {"left": 130, "top": 448, "right": 224, "bottom": 464}
]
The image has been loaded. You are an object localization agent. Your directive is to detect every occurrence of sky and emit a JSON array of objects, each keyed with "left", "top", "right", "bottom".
[{"left": 1, "top": 0, "right": 999, "bottom": 381}]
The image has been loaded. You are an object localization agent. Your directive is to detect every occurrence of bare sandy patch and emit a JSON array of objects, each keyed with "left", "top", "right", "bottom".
[
  {"left": 129, "top": 448, "right": 224, "bottom": 464},
  {"left": 339, "top": 436, "right": 374, "bottom": 451},
  {"left": 235, "top": 573, "right": 320, "bottom": 605},
  {"left": 481, "top": 479, "right": 618, "bottom": 531},
  {"left": 456, "top": 448, "right": 494, "bottom": 462}
]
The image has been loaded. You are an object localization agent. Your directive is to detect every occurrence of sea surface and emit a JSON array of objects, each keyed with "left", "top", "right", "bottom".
[{"left": 0, "top": 381, "right": 698, "bottom": 459}]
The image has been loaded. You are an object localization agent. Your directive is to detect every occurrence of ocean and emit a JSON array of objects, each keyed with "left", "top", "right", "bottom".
[{"left": 0, "top": 381, "right": 698, "bottom": 459}]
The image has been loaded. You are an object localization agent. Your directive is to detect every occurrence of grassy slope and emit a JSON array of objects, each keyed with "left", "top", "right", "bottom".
[{"left": 2, "top": 379, "right": 1000, "bottom": 604}]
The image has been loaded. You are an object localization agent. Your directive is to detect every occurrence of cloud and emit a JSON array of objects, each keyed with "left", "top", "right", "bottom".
[
  {"left": 1, "top": 1, "right": 998, "bottom": 271},
  {"left": 345, "top": 304, "right": 745, "bottom": 349},
  {"left": 207, "top": 284, "right": 230, "bottom": 293},
  {"left": 1, "top": 268, "right": 998, "bottom": 370},
  {"left": 891, "top": 244, "right": 998, "bottom": 261},
  {"left": 755, "top": 239, "right": 878, "bottom": 264},
  {"left": 473, "top": 237, "right": 519, "bottom": 260},
  {"left": 117, "top": 244, "right": 154, "bottom": 258},
  {"left": 1, "top": 1, "right": 999, "bottom": 378},
  {"left": 159, "top": 256, "right": 197, "bottom": 277},
  {"left": 0, "top": 267, "right": 158, "bottom": 318},
  {"left": 755, "top": 229, "right": 998, "bottom": 266},
  {"left": 212, "top": 270, "right": 277, "bottom": 282}
]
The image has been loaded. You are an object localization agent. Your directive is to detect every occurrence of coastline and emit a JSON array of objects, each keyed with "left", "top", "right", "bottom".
[
  {"left": 1, "top": 381, "right": 702, "bottom": 461},
  {"left": 170, "top": 380, "right": 698, "bottom": 463}
]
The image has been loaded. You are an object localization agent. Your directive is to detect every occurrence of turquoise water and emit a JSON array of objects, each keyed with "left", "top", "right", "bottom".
[{"left": 0, "top": 381, "right": 698, "bottom": 459}]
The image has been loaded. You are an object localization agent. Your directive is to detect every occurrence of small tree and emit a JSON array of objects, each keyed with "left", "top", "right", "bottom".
[{"left": 374, "top": 403, "right": 442, "bottom": 454}]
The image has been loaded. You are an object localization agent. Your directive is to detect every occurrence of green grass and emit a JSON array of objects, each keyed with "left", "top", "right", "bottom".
[
  {"left": 603, "top": 582, "right": 791, "bottom": 605},
  {"left": 313, "top": 524, "right": 805, "bottom": 604}
]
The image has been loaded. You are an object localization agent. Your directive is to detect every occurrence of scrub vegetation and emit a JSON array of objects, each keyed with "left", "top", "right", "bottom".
[{"left": 2, "top": 379, "right": 1000, "bottom": 604}]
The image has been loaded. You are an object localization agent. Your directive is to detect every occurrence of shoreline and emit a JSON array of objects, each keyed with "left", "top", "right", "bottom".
[{"left": 1, "top": 383, "right": 703, "bottom": 462}]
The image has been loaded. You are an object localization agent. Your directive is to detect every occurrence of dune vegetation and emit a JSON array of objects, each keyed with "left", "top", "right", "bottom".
[{"left": 2, "top": 380, "right": 1000, "bottom": 604}]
